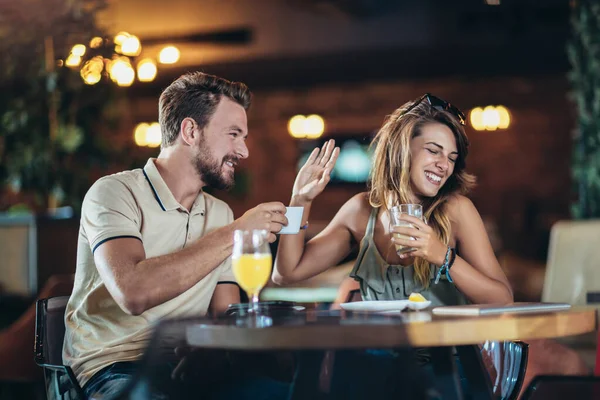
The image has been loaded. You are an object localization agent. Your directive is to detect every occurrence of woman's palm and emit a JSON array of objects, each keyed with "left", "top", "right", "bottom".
[{"left": 293, "top": 139, "right": 340, "bottom": 202}]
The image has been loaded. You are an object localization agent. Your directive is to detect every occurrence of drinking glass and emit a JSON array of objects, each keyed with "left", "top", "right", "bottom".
[
  {"left": 232, "top": 229, "right": 272, "bottom": 314},
  {"left": 389, "top": 204, "right": 423, "bottom": 255}
]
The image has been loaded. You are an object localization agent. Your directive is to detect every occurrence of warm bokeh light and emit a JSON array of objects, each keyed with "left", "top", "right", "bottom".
[
  {"left": 134, "top": 123, "right": 149, "bottom": 146},
  {"left": 146, "top": 123, "right": 162, "bottom": 147},
  {"left": 305, "top": 114, "right": 325, "bottom": 138},
  {"left": 137, "top": 59, "right": 157, "bottom": 82},
  {"left": 288, "top": 114, "right": 325, "bottom": 138},
  {"left": 134, "top": 122, "right": 162, "bottom": 147},
  {"left": 80, "top": 57, "right": 104, "bottom": 85},
  {"left": 469, "top": 107, "right": 484, "bottom": 131},
  {"left": 65, "top": 32, "right": 168, "bottom": 88},
  {"left": 114, "top": 31, "right": 130, "bottom": 46},
  {"left": 88, "top": 56, "right": 104, "bottom": 72},
  {"left": 65, "top": 54, "right": 82, "bottom": 67},
  {"left": 482, "top": 106, "right": 500, "bottom": 131},
  {"left": 158, "top": 46, "right": 180, "bottom": 64},
  {"left": 116, "top": 68, "right": 135, "bottom": 86},
  {"left": 105, "top": 56, "right": 120, "bottom": 75},
  {"left": 288, "top": 115, "right": 307, "bottom": 138},
  {"left": 90, "top": 36, "right": 104, "bottom": 48},
  {"left": 470, "top": 105, "right": 511, "bottom": 131},
  {"left": 109, "top": 58, "right": 135, "bottom": 87},
  {"left": 81, "top": 71, "right": 102, "bottom": 85},
  {"left": 496, "top": 105, "right": 511, "bottom": 129},
  {"left": 121, "top": 35, "right": 141, "bottom": 56},
  {"left": 71, "top": 44, "right": 86, "bottom": 57}
]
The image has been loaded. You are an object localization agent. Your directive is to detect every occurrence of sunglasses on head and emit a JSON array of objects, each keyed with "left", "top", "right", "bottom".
[{"left": 402, "top": 93, "right": 466, "bottom": 126}]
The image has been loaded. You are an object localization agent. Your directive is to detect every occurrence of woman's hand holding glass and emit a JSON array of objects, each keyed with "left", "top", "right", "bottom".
[
  {"left": 391, "top": 215, "right": 448, "bottom": 266},
  {"left": 292, "top": 139, "right": 340, "bottom": 204}
]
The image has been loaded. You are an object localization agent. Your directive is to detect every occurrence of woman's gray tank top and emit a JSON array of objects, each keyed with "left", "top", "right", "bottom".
[{"left": 349, "top": 207, "right": 466, "bottom": 306}]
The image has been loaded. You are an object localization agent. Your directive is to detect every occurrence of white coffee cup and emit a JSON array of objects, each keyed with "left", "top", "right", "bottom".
[{"left": 279, "top": 207, "right": 304, "bottom": 234}]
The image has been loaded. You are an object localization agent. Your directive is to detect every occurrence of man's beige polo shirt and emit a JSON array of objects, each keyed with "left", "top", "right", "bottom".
[{"left": 63, "top": 158, "right": 235, "bottom": 387}]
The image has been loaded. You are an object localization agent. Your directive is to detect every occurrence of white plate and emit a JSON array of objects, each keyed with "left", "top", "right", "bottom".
[{"left": 339, "top": 300, "right": 432, "bottom": 312}]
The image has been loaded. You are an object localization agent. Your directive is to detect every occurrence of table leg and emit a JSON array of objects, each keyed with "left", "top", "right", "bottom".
[
  {"left": 430, "top": 346, "right": 465, "bottom": 400},
  {"left": 289, "top": 351, "right": 326, "bottom": 400},
  {"left": 456, "top": 345, "right": 494, "bottom": 400}
]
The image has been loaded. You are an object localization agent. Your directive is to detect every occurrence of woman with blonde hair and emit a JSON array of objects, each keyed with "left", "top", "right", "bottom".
[{"left": 274, "top": 93, "right": 513, "bottom": 306}]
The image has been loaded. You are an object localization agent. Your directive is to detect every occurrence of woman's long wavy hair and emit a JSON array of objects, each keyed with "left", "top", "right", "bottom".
[{"left": 368, "top": 97, "right": 476, "bottom": 287}]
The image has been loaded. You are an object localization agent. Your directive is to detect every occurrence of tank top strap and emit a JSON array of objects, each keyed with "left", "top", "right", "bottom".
[{"left": 365, "top": 207, "right": 379, "bottom": 238}]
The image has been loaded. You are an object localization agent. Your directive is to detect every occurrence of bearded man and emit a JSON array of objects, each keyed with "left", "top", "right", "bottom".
[{"left": 63, "top": 72, "right": 289, "bottom": 399}]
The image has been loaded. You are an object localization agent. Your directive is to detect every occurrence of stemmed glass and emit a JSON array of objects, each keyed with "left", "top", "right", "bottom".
[{"left": 232, "top": 229, "right": 272, "bottom": 315}]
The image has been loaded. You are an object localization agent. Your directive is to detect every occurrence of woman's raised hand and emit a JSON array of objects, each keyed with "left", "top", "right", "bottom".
[{"left": 292, "top": 139, "right": 340, "bottom": 204}]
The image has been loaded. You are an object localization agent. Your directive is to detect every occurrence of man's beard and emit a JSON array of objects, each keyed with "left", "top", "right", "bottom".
[{"left": 193, "top": 139, "right": 235, "bottom": 190}]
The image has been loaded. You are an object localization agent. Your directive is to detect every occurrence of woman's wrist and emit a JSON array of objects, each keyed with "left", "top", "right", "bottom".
[
  {"left": 434, "top": 246, "right": 454, "bottom": 284},
  {"left": 290, "top": 194, "right": 312, "bottom": 207},
  {"left": 434, "top": 246, "right": 448, "bottom": 266}
]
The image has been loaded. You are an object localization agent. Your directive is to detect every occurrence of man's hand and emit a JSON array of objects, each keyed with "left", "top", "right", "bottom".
[
  {"left": 292, "top": 139, "right": 339, "bottom": 205},
  {"left": 234, "top": 202, "right": 288, "bottom": 242}
]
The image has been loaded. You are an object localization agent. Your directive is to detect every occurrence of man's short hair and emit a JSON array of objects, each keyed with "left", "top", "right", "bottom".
[{"left": 158, "top": 72, "right": 252, "bottom": 148}]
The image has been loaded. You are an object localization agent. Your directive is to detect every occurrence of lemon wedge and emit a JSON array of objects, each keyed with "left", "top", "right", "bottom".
[{"left": 408, "top": 292, "right": 427, "bottom": 302}]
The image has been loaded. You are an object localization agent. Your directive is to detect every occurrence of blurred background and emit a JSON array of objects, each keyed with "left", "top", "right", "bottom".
[{"left": 1, "top": 0, "right": 600, "bottom": 389}]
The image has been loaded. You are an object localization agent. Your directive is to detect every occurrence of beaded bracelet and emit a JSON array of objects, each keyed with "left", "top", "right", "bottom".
[{"left": 434, "top": 246, "right": 455, "bottom": 284}]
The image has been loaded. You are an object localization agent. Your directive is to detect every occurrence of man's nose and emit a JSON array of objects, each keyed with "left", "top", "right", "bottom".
[{"left": 236, "top": 141, "right": 249, "bottom": 159}]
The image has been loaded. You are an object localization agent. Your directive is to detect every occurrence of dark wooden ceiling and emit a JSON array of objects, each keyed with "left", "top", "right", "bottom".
[{"left": 129, "top": 0, "right": 571, "bottom": 95}]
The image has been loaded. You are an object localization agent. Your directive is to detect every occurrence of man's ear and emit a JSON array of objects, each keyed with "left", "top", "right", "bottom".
[{"left": 180, "top": 118, "right": 199, "bottom": 146}]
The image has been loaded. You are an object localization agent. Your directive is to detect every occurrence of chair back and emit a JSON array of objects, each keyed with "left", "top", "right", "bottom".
[
  {"left": 479, "top": 340, "right": 529, "bottom": 400},
  {"left": 542, "top": 219, "right": 600, "bottom": 305},
  {"left": 34, "top": 296, "right": 84, "bottom": 399},
  {"left": 35, "top": 296, "right": 70, "bottom": 366}
]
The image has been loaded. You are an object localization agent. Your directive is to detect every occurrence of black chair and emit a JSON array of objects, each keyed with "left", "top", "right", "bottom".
[
  {"left": 34, "top": 296, "right": 85, "bottom": 400},
  {"left": 506, "top": 341, "right": 529, "bottom": 400},
  {"left": 521, "top": 375, "right": 600, "bottom": 399}
]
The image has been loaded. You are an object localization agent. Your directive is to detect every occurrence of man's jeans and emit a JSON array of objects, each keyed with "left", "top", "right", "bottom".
[{"left": 83, "top": 361, "right": 291, "bottom": 400}]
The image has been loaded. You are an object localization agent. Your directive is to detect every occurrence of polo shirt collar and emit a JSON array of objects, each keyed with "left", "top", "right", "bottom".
[{"left": 143, "top": 158, "right": 199, "bottom": 212}]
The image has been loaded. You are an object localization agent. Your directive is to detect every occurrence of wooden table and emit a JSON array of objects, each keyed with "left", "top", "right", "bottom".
[
  {"left": 403, "top": 306, "right": 596, "bottom": 347},
  {"left": 136, "top": 306, "right": 596, "bottom": 400},
  {"left": 185, "top": 307, "right": 597, "bottom": 349}
]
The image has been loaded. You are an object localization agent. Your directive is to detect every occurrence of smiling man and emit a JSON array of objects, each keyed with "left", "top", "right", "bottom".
[{"left": 63, "top": 72, "right": 289, "bottom": 399}]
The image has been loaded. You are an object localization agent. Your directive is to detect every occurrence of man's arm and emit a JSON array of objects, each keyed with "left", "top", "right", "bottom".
[
  {"left": 95, "top": 225, "right": 235, "bottom": 316},
  {"left": 94, "top": 201, "right": 287, "bottom": 316},
  {"left": 208, "top": 283, "right": 241, "bottom": 316}
]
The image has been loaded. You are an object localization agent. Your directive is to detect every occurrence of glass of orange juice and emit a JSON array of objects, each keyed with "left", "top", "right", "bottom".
[{"left": 232, "top": 229, "right": 272, "bottom": 314}]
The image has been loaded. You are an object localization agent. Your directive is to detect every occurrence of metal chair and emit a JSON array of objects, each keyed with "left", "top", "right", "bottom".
[
  {"left": 34, "top": 296, "right": 84, "bottom": 400},
  {"left": 478, "top": 340, "right": 529, "bottom": 400}
]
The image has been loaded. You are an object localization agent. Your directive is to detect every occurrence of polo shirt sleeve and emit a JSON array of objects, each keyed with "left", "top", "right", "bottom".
[
  {"left": 217, "top": 205, "right": 236, "bottom": 283},
  {"left": 81, "top": 177, "right": 142, "bottom": 253}
]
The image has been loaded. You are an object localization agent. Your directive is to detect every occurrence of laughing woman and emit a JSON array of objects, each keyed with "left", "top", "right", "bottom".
[
  {"left": 274, "top": 94, "right": 589, "bottom": 399},
  {"left": 273, "top": 94, "right": 513, "bottom": 306}
]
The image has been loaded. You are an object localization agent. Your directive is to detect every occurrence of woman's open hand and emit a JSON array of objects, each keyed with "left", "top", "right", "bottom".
[{"left": 292, "top": 139, "right": 339, "bottom": 204}]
